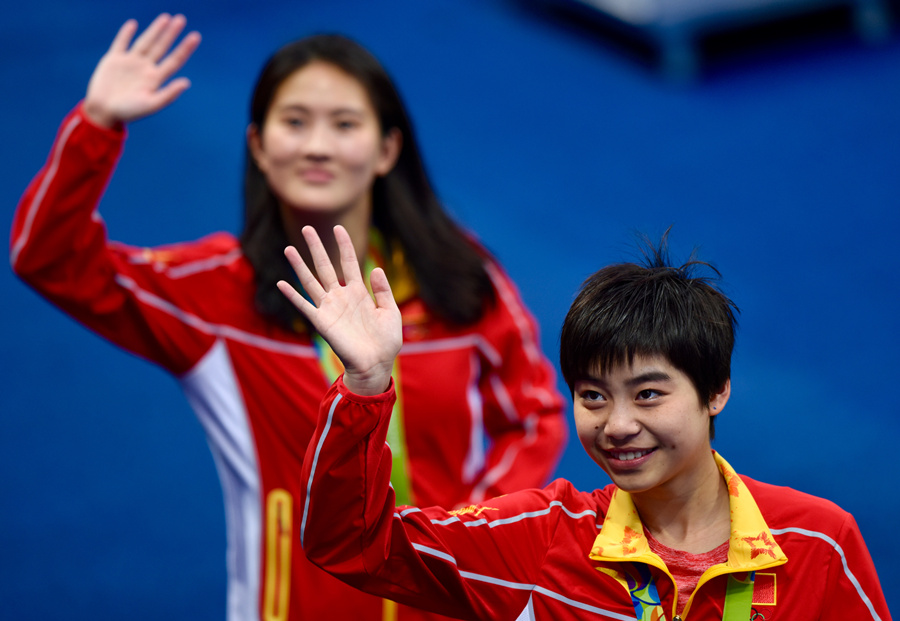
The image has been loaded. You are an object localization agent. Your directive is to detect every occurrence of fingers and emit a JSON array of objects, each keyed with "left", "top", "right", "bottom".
[
  {"left": 369, "top": 268, "right": 399, "bottom": 313},
  {"left": 146, "top": 14, "right": 188, "bottom": 62},
  {"left": 334, "top": 225, "right": 363, "bottom": 285},
  {"left": 142, "top": 77, "right": 187, "bottom": 113},
  {"left": 109, "top": 19, "right": 138, "bottom": 54},
  {"left": 276, "top": 280, "right": 316, "bottom": 318},
  {"left": 131, "top": 13, "right": 178, "bottom": 57},
  {"left": 283, "top": 245, "right": 324, "bottom": 302},
  {"left": 301, "top": 226, "right": 340, "bottom": 290},
  {"left": 128, "top": 13, "right": 197, "bottom": 65},
  {"left": 130, "top": 13, "right": 174, "bottom": 56},
  {"left": 283, "top": 225, "right": 376, "bottom": 309},
  {"left": 157, "top": 30, "right": 202, "bottom": 79}
]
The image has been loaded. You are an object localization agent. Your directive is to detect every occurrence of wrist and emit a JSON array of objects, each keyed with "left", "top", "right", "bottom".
[
  {"left": 343, "top": 364, "right": 393, "bottom": 396},
  {"left": 81, "top": 100, "right": 122, "bottom": 130}
]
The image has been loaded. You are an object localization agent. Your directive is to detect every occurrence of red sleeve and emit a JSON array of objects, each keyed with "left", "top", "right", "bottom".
[
  {"left": 300, "top": 377, "right": 561, "bottom": 619},
  {"left": 467, "top": 259, "right": 567, "bottom": 502},
  {"left": 820, "top": 513, "right": 892, "bottom": 621},
  {"left": 9, "top": 104, "right": 216, "bottom": 374}
]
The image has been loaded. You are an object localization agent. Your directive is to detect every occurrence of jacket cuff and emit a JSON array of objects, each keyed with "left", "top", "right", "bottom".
[
  {"left": 335, "top": 374, "right": 395, "bottom": 403},
  {"left": 75, "top": 100, "right": 127, "bottom": 138}
]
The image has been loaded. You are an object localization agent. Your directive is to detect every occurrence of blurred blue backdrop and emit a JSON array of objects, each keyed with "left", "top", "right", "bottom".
[{"left": 2, "top": 0, "right": 897, "bottom": 618}]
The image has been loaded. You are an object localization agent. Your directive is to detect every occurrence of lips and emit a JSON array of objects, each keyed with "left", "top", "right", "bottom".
[
  {"left": 300, "top": 168, "right": 334, "bottom": 183},
  {"left": 610, "top": 449, "right": 653, "bottom": 461},
  {"left": 604, "top": 447, "right": 656, "bottom": 468}
]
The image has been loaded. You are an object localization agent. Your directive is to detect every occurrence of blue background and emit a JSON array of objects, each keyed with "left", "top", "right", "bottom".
[{"left": 2, "top": 0, "right": 897, "bottom": 617}]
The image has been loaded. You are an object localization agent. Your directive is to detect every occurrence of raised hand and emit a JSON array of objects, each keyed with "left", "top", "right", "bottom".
[
  {"left": 277, "top": 226, "right": 402, "bottom": 396},
  {"left": 83, "top": 13, "right": 201, "bottom": 128}
]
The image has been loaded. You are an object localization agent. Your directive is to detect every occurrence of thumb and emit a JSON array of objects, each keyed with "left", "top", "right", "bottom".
[
  {"left": 147, "top": 77, "right": 192, "bottom": 113},
  {"left": 369, "top": 268, "right": 397, "bottom": 312}
]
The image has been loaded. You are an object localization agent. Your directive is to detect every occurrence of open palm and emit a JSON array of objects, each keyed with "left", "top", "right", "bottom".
[
  {"left": 278, "top": 226, "right": 402, "bottom": 396},
  {"left": 83, "top": 13, "right": 201, "bottom": 128}
]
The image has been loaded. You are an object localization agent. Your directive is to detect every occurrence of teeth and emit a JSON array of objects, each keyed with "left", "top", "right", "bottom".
[{"left": 616, "top": 450, "right": 650, "bottom": 461}]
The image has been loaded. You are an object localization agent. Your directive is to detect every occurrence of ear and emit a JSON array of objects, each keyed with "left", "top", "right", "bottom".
[
  {"left": 374, "top": 127, "right": 402, "bottom": 177},
  {"left": 708, "top": 379, "right": 731, "bottom": 417},
  {"left": 247, "top": 124, "right": 267, "bottom": 172}
]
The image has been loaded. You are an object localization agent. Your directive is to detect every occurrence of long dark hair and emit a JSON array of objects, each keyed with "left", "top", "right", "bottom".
[{"left": 240, "top": 34, "right": 494, "bottom": 329}]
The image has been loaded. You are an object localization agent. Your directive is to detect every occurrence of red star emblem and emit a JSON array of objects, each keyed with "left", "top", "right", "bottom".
[{"left": 742, "top": 532, "right": 777, "bottom": 560}]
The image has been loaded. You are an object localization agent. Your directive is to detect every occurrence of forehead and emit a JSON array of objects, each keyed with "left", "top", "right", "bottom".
[{"left": 271, "top": 61, "right": 374, "bottom": 113}]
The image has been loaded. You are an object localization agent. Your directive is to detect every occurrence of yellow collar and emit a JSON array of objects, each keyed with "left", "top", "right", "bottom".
[{"left": 589, "top": 452, "right": 787, "bottom": 571}]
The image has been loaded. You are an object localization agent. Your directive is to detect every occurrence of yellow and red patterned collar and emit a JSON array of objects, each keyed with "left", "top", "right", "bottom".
[{"left": 589, "top": 452, "right": 787, "bottom": 571}]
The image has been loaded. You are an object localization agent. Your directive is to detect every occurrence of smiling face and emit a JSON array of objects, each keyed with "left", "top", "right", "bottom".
[
  {"left": 248, "top": 61, "right": 400, "bottom": 218},
  {"left": 573, "top": 354, "right": 730, "bottom": 500}
]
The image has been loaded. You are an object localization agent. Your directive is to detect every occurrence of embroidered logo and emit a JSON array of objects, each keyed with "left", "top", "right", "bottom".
[
  {"left": 741, "top": 532, "right": 778, "bottom": 560},
  {"left": 448, "top": 504, "right": 498, "bottom": 518},
  {"left": 140, "top": 248, "right": 173, "bottom": 263},
  {"left": 133, "top": 247, "right": 177, "bottom": 271}
]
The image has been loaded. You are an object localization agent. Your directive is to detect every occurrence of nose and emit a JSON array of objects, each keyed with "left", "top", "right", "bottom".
[
  {"left": 303, "top": 120, "right": 333, "bottom": 160},
  {"left": 603, "top": 402, "right": 641, "bottom": 440}
]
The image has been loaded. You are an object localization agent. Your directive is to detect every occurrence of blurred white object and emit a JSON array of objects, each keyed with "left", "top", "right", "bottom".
[{"left": 571, "top": 0, "right": 892, "bottom": 79}]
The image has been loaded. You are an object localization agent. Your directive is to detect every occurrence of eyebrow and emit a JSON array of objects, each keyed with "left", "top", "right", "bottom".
[
  {"left": 577, "top": 370, "right": 673, "bottom": 388},
  {"left": 625, "top": 371, "right": 672, "bottom": 387},
  {"left": 277, "top": 103, "right": 365, "bottom": 117}
]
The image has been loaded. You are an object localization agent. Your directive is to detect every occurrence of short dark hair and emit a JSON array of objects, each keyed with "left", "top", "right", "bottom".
[
  {"left": 559, "top": 233, "right": 738, "bottom": 438},
  {"left": 240, "top": 34, "right": 494, "bottom": 328}
]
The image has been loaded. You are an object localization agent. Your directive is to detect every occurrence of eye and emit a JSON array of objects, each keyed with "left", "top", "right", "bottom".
[
  {"left": 636, "top": 389, "right": 661, "bottom": 401},
  {"left": 580, "top": 390, "right": 604, "bottom": 402},
  {"left": 283, "top": 117, "right": 305, "bottom": 128},
  {"left": 335, "top": 119, "right": 360, "bottom": 130}
]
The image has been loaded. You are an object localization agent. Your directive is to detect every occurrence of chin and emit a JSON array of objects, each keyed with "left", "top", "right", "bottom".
[
  {"left": 605, "top": 472, "right": 657, "bottom": 495},
  {"left": 286, "top": 198, "right": 345, "bottom": 213}
]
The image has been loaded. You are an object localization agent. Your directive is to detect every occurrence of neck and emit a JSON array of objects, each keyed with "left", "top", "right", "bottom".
[
  {"left": 280, "top": 204, "right": 371, "bottom": 284},
  {"left": 632, "top": 454, "right": 731, "bottom": 554}
]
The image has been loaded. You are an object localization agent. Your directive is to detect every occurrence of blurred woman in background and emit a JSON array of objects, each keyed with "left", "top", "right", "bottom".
[{"left": 10, "top": 13, "right": 566, "bottom": 621}]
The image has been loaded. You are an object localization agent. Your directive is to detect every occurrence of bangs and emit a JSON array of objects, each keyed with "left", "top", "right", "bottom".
[{"left": 559, "top": 260, "right": 737, "bottom": 400}]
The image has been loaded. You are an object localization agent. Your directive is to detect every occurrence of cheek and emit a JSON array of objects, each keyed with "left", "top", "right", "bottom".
[
  {"left": 574, "top": 412, "right": 600, "bottom": 448},
  {"left": 650, "top": 414, "right": 700, "bottom": 448},
  {"left": 262, "top": 143, "right": 296, "bottom": 168},
  {"left": 257, "top": 128, "right": 297, "bottom": 168},
  {"left": 338, "top": 135, "right": 384, "bottom": 171}
]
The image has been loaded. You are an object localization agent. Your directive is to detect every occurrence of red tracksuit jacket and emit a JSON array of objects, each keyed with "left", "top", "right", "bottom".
[
  {"left": 301, "top": 379, "right": 892, "bottom": 621},
  {"left": 10, "top": 104, "right": 567, "bottom": 621}
]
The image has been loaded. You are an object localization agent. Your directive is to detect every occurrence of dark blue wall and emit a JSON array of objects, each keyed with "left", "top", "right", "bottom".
[{"left": 2, "top": 0, "right": 897, "bottom": 617}]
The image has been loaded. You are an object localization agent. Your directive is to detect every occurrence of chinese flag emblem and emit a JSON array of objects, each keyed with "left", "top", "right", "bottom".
[{"left": 753, "top": 572, "right": 777, "bottom": 606}]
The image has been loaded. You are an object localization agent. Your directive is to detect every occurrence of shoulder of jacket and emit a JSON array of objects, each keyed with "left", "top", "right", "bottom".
[
  {"left": 115, "top": 232, "right": 247, "bottom": 275},
  {"left": 741, "top": 474, "right": 852, "bottom": 531}
]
